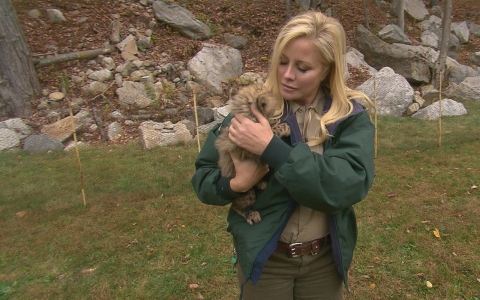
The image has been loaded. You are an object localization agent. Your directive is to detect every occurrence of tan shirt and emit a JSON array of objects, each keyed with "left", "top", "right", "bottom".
[{"left": 279, "top": 90, "right": 330, "bottom": 243}]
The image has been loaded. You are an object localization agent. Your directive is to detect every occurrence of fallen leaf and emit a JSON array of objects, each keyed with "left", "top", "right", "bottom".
[
  {"left": 369, "top": 283, "right": 376, "bottom": 289},
  {"left": 197, "top": 293, "right": 204, "bottom": 299},
  {"left": 361, "top": 275, "right": 371, "bottom": 279},
  {"left": 16, "top": 211, "right": 27, "bottom": 218},
  {"left": 415, "top": 273, "right": 425, "bottom": 277},
  {"left": 426, "top": 281, "right": 433, "bottom": 288},
  {"left": 421, "top": 220, "right": 430, "bottom": 224},
  {"left": 81, "top": 267, "right": 97, "bottom": 274},
  {"left": 477, "top": 278, "right": 480, "bottom": 283},
  {"left": 386, "top": 193, "right": 396, "bottom": 198},
  {"left": 452, "top": 252, "right": 457, "bottom": 256},
  {"left": 471, "top": 185, "right": 478, "bottom": 189},
  {"left": 189, "top": 283, "right": 199, "bottom": 291},
  {"left": 433, "top": 228, "right": 441, "bottom": 239}
]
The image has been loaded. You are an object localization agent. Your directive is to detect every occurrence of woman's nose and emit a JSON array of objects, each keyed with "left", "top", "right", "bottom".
[{"left": 283, "top": 64, "right": 295, "bottom": 80}]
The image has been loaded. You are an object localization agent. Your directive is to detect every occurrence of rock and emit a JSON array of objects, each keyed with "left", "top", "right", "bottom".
[
  {"left": 187, "top": 43, "right": 243, "bottom": 94},
  {"left": 46, "top": 9, "right": 66, "bottom": 22},
  {"left": 353, "top": 24, "right": 431, "bottom": 84},
  {"left": 116, "top": 81, "right": 160, "bottom": 108},
  {"left": 377, "top": 24, "right": 411, "bottom": 45},
  {"left": 153, "top": 0, "right": 211, "bottom": 40},
  {"left": 412, "top": 99, "right": 468, "bottom": 121},
  {"left": 346, "top": 47, "right": 377, "bottom": 76},
  {"left": 421, "top": 30, "right": 438, "bottom": 48},
  {"left": 80, "top": 81, "right": 109, "bottom": 96},
  {"left": 0, "top": 128, "right": 21, "bottom": 151},
  {"left": 107, "top": 121, "right": 123, "bottom": 141},
  {"left": 87, "top": 69, "right": 113, "bottom": 82},
  {"left": 451, "top": 21, "right": 470, "bottom": 44},
  {"left": 139, "top": 120, "right": 193, "bottom": 149},
  {"left": 117, "top": 34, "right": 139, "bottom": 61},
  {"left": 356, "top": 67, "right": 414, "bottom": 116},
  {"left": 392, "top": 0, "right": 429, "bottom": 21},
  {"left": 1, "top": 118, "right": 34, "bottom": 138},
  {"left": 40, "top": 116, "right": 84, "bottom": 142},
  {"left": 23, "top": 134, "right": 64, "bottom": 152},
  {"left": 224, "top": 33, "right": 248, "bottom": 49},
  {"left": 450, "top": 76, "right": 480, "bottom": 101}
]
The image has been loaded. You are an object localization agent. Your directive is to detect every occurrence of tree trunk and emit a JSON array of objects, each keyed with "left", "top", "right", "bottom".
[
  {"left": 397, "top": 0, "right": 405, "bottom": 31},
  {"left": 285, "top": 0, "right": 292, "bottom": 20},
  {"left": 0, "top": 0, "right": 40, "bottom": 118},
  {"left": 432, "top": 0, "right": 452, "bottom": 89},
  {"left": 362, "top": 0, "right": 370, "bottom": 30}
]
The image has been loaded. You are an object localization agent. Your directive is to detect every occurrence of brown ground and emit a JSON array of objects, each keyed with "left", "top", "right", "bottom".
[{"left": 11, "top": 0, "right": 480, "bottom": 143}]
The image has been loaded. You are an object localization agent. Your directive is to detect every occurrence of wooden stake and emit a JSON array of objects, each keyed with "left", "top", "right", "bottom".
[
  {"left": 374, "top": 75, "right": 378, "bottom": 158},
  {"left": 193, "top": 91, "right": 201, "bottom": 152},
  {"left": 438, "top": 73, "right": 443, "bottom": 147},
  {"left": 62, "top": 85, "right": 87, "bottom": 207}
]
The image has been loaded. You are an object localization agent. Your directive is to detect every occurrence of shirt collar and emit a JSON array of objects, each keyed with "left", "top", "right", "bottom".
[{"left": 288, "top": 88, "right": 326, "bottom": 115}]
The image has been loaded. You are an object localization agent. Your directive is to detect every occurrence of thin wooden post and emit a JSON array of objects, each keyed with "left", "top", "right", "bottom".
[
  {"left": 438, "top": 73, "right": 443, "bottom": 147},
  {"left": 62, "top": 85, "right": 86, "bottom": 207},
  {"left": 374, "top": 75, "right": 378, "bottom": 158},
  {"left": 193, "top": 92, "right": 201, "bottom": 152}
]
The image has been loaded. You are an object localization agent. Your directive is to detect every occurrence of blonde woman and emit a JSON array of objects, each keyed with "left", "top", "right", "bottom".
[{"left": 192, "top": 11, "right": 375, "bottom": 300}]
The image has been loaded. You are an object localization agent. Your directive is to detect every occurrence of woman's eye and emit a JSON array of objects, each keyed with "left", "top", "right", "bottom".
[
  {"left": 279, "top": 60, "right": 287, "bottom": 65},
  {"left": 298, "top": 66, "right": 308, "bottom": 73}
]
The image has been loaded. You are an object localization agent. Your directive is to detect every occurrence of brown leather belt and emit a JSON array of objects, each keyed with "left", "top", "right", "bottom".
[{"left": 276, "top": 235, "right": 330, "bottom": 258}]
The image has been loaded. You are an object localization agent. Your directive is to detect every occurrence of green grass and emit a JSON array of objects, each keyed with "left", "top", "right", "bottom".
[{"left": 1, "top": 101, "right": 480, "bottom": 300}]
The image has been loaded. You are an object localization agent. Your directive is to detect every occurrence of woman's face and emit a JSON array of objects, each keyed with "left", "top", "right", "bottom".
[{"left": 277, "top": 36, "right": 330, "bottom": 106}]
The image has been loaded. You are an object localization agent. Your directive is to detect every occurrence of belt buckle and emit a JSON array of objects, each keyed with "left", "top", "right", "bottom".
[{"left": 288, "top": 242, "right": 303, "bottom": 258}]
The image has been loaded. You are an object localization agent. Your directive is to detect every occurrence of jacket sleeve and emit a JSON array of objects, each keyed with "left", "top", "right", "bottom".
[
  {"left": 260, "top": 111, "right": 375, "bottom": 215},
  {"left": 191, "top": 116, "right": 246, "bottom": 206}
]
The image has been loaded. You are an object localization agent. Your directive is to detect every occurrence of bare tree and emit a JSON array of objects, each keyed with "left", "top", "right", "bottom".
[
  {"left": 397, "top": 0, "right": 405, "bottom": 31},
  {"left": 0, "top": 0, "right": 40, "bottom": 118},
  {"left": 432, "top": 0, "right": 452, "bottom": 89}
]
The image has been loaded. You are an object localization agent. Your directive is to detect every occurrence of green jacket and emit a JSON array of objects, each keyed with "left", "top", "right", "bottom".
[{"left": 191, "top": 97, "right": 375, "bottom": 291}]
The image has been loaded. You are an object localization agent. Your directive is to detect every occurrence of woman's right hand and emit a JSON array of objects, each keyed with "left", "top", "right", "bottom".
[{"left": 229, "top": 151, "right": 269, "bottom": 193}]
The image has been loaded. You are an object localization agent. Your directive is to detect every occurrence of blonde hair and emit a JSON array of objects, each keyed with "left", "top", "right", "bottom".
[{"left": 265, "top": 11, "right": 373, "bottom": 143}]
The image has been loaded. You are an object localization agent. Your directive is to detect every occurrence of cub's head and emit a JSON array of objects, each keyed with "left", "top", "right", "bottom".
[{"left": 228, "top": 84, "right": 282, "bottom": 125}]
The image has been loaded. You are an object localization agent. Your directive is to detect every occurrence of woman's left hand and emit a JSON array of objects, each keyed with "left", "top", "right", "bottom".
[{"left": 228, "top": 103, "right": 274, "bottom": 155}]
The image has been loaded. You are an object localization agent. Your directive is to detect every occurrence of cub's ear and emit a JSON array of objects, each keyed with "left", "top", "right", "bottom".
[{"left": 229, "top": 87, "right": 239, "bottom": 99}]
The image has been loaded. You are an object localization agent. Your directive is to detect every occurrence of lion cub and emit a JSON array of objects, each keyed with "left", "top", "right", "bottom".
[{"left": 215, "top": 84, "right": 290, "bottom": 224}]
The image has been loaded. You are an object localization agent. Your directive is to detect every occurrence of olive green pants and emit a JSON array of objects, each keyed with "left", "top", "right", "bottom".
[{"left": 237, "top": 242, "right": 343, "bottom": 300}]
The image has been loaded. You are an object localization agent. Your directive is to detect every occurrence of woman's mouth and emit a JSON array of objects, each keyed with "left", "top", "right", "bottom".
[{"left": 281, "top": 83, "right": 296, "bottom": 92}]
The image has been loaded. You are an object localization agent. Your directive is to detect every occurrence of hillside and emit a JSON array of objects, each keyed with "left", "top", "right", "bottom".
[{"left": 10, "top": 0, "right": 480, "bottom": 143}]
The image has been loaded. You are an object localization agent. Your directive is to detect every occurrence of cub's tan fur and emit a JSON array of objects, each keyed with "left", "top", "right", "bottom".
[{"left": 215, "top": 84, "right": 290, "bottom": 224}]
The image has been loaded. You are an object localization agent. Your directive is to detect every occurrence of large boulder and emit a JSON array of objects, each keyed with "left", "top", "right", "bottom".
[
  {"left": 356, "top": 67, "right": 414, "bottom": 116},
  {"left": 153, "top": 0, "right": 211, "bottom": 40},
  {"left": 412, "top": 99, "right": 467, "bottom": 121},
  {"left": 449, "top": 76, "right": 480, "bottom": 102},
  {"left": 187, "top": 43, "right": 242, "bottom": 95},
  {"left": 353, "top": 24, "right": 431, "bottom": 84}
]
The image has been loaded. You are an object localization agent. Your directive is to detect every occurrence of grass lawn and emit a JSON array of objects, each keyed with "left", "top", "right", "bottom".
[{"left": 1, "top": 101, "right": 479, "bottom": 300}]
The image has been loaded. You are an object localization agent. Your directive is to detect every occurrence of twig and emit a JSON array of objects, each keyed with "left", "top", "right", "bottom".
[{"left": 193, "top": 91, "right": 201, "bottom": 152}]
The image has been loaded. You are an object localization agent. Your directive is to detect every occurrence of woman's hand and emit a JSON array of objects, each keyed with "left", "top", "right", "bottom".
[
  {"left": 228, "top": 103, "right": 274, "bottom": 155},
  {"left": 229, "top": 151, "right": 269, "bottom": 193}
]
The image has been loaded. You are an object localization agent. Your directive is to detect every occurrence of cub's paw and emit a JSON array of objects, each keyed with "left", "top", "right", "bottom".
[{"left": 246, "top": 210, "right": 261, "bottom": 225}]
